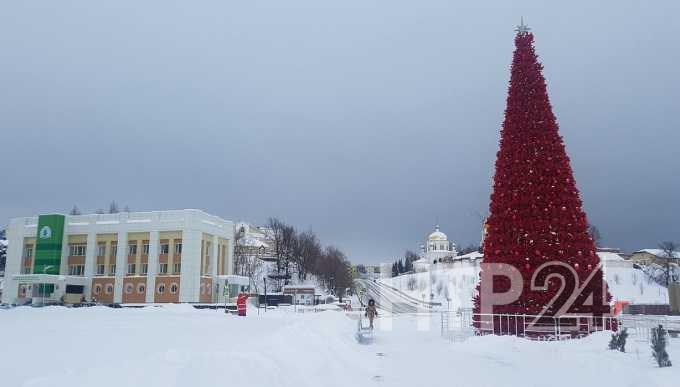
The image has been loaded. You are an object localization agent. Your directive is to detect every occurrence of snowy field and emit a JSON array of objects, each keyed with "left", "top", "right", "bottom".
[
  {"left": 381, "top": 257, "right": 669, "bottom": 310},
  {"left": 1, "top": 305, "right": 679, "bottom": 387}
]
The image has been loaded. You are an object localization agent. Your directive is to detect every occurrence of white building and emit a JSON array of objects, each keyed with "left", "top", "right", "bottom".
[
  {"left": 2, "top": 209, "right": 235, "bottom": 305},
  {"left": 413, "top": 225, "right": 458, "bottom": 272}
]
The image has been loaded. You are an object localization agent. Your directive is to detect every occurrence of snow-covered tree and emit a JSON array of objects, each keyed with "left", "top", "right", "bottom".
[
  {"left": 0, "top": 229, "right": 7, "bottom": 274},
  {"left": 651, "top": 325, "right": 672, "bottom": 367},
  {"left": 69, "top": 205, "right": 81, "bottom": 215}
]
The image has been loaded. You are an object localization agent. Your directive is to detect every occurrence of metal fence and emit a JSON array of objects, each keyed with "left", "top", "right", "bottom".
[
  {"left": 441, "top": 309, "right": 680, "bottom": 342},
  {"left": 619, "top": 315, "right": 680, "bottom": 341},
  {"left": 441, "top": 309, "right": 618, "bottom": 342}
]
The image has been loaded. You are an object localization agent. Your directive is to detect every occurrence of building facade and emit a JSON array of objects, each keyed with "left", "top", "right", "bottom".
[
  {"left": 413, "top": 225, "right": 458, "bottom": 272},
  {"left": 2, "top": 209, "right": 234, "bottom": 305},
  {"left": 629, "top": 249, "right": 680, "bottom": 267}
]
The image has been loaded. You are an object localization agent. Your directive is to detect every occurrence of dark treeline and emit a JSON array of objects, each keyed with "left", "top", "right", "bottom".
[
  {"left": 390, "top": 244, "right": 481, "bottom": 277},
  {"left": 391, "top": 250, "right": 419, "bottom": 277},
  {"left": 69, "top": 201, "right": 131, "bottom": 215},
  {"left": 266, "top": 217, "right": 354, "bottom": 301}
]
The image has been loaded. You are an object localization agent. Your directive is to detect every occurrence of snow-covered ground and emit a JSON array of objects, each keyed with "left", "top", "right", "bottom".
[
  {"left": 381, "top": 255, "right": 669, "bottom": 310},
  {"left": 1, "top": 305, "right": 678, "bottom": 387}
]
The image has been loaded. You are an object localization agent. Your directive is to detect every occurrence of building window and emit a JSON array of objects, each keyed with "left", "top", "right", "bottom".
[
  {"left": 142, "top": 242, "right": 149, "bottom": 255},
  {"left": 173, "top": 263, "right": 181, "bottom": 274},
  {"left": 127, "top": 263, "right": 136, "bottom": 275},
  {"left": 158, "top": 284, "right": 166, "bottom": 294},
  {"left": 110, "top": 264, "right": 116, "bottom": 275},
  {"left": 106, "top": 284, "right": 113, "bottom": 294},
  {"left": 96, "top": 264, "right": 106, "bottom": 276},
  {"left": 111, "top": 244, "right": 118, "bottom": 258},
  {"left": 141, "top": 263, "right": 148, "bottom": 276},
  {"left": 125, "top": 283, "right": 134, "bottom": 294},
  {"left": 24, "top": 246, "right": 34, "bottom": 258},
  {"left": 128, "top": 243, "right": 137, "bottom": 256},
  {"left": 160, "top": 243, "right": 169, "bottom": 254},
  {"left": 69, "top": 244, "right": 86, "bottom": 256},
  {"left": 159, "top": 263, "right": 168, "bottom": 274},
  {"left": 68, "top": 265, "right": 85, "bottom": 276},
  {"left": 94, "top": 285, "right": 102, "bottom": 295},
  {"left": 97, "top": 244, "right": 106, "bottom": 257},
  {"left": 138, "top": 284, "right": 146, "bottom": 294},
  {"left": 170, "top": 283, "right": 178, "bottom": 294},
  {"left": 175, "top": 242, "right": 182, "bottom": 254}
]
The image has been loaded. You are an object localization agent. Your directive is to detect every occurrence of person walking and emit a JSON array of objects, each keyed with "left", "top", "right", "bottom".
[{"left": 365, "top": 299, "right": 378, "bottom": 329}]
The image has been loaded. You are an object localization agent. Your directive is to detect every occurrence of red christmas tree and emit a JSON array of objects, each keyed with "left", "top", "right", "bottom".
[{"left": 473, "top": 24, "right": 612, "bottom": 331}]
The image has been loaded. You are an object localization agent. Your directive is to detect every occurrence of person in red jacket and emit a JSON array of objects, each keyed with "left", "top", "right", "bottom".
[{"left": 236, "top": 293, "right": 248, "bottom": 316}]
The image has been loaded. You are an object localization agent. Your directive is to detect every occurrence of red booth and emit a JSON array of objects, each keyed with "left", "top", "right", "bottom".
[{"left": 237, "top": 293, "right": 249, "bottom": 316}]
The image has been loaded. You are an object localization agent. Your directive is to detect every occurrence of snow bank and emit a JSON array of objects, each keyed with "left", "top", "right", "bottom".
[
  {"left": 0, "top": 305, "right": 373, "bottom": 387},
  {"left": 1, "top": 306, "right": 678, "bottom": 386}
]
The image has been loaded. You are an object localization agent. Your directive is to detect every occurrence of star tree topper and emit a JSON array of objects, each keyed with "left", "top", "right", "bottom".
[{"left": 515, "top": 17, "right": 531, "bottom": 34}]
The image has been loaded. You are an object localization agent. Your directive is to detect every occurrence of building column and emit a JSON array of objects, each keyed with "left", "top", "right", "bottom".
[
  {"left": 179, "top": 229, "right": 201, "bottom": 303},
  {"left": 1, "top": 223, "right": 22, "bottom": 304},
  {"left": 83, "top": 232, "right": 97, "bottom": 296},
  {"left": 59, "top": 227, "right": 69, "bottom": 276},
  {"left": 146, "top": 231, "right": 159, "bottom": 303},
  {"left": 226, "top": 237, "right": 234, "bottom": 276},
  {"left": 210, "top": 235, "right": 218, "bottom": 277},
  {"left": 113, "top": 231, "right": 127, "bottom": 303},
  {"left": 210, "top": 235, "right": 219, "bottom": 302}
]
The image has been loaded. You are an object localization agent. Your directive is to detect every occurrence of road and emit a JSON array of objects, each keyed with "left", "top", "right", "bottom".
[{"left": 355, "top": 279, "right": 434, "bottom": 314}]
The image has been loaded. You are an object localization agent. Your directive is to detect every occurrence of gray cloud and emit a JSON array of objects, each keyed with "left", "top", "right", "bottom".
[{"left": 1, "top": 0, "right": 679, "bottom": 263}]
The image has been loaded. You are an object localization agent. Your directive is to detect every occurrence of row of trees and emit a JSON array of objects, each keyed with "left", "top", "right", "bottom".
[
  {"left": 233, "top": 217, "right": 354, "bottom": 300},
  {"left": 391, "top": 251, "right": 418, "bottom": 276},
  {"left": 69, "top": 201, "right": 131, "bottom": 215},
  {"left": 389, "top": 244, "right": 481, "bottom": 277}
]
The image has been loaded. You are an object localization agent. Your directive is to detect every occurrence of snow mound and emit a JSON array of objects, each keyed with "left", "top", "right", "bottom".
[{"left": 381, "top": 253, "right": 669, "bottom": 308}]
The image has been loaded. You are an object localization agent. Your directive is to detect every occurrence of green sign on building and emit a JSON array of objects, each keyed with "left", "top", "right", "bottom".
[{"left": 33, "top": 214, "right": 65, "bottom": 275}]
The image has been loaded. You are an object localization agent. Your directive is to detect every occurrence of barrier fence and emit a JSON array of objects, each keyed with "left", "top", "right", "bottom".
[
  {"left": 441, "top": 309, "right": 628, "bottom": 342},
  {"left": 442, "top": 309, "right": 680, "bottom": 342}
]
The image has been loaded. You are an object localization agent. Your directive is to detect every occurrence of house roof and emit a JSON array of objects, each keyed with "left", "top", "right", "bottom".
[
  {"left": 458, "top": 251, "right": 483, "bottom": 260},
  {"left": 597, "top": 251, "right": 625, "bottom": 261},
  {"left": 635, "top": 249, "right": 680, "bottom": 259}
]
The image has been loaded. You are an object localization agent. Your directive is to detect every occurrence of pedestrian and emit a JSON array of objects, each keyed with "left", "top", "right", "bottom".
[{"left": 365, "top": 299, "right": 378, "bottom": 329}]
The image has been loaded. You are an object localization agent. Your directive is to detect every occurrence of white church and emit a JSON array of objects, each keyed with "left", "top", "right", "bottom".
[{"left": 413, "top": 225, "right": 458, "bottom": 272}]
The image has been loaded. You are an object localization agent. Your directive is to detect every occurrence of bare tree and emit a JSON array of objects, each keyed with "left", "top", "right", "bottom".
[
  {"left": 313, "top": 246, "right": 353, "bottom": 302},
  {"left": 0, "top": 229, "right": 7, "bottom": 273},
  {"left": 108, "top": 201, "right": 119, "bottom": 214},
  {"left": 293, "top": 230, "right": 321, "bottom": 281},
  {"left": 281, "top": 224, "right": 296, "bottom": 283},
  {"left": 267, "top": 218, "right": 286, "bottom": 276},
  {"left": 588, "top": 224, "right": 602, "bottom": 247},
  {"left": 232, "top": 225, "right": 266, "bottom": 288},
  {"left": 404, "top": 250, "right": 419, "bottom": 272},
  {"left": 266, "top": 218, "right": 296, "bottom": 286},
  {"left": 658, "top": 241, "right": 678, "bottom": 286},
  {"left": 69, "top": 205, "right": 81, "bottom": 215}
]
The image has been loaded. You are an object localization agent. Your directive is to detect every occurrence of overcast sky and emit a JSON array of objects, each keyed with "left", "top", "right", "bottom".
[{"left": 1, "top": 1, "right": 679, "bottom": 264}]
